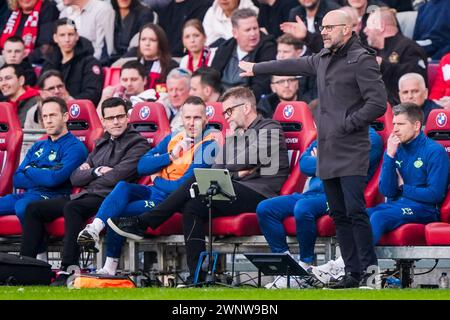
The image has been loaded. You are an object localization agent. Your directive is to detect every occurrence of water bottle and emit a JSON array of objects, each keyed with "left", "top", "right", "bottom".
[{"left": 438, "top": 272, "right": 449, "bottom": 289}]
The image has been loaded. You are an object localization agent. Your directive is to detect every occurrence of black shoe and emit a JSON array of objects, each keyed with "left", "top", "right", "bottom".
[
  {"left": 359, "top": 271, "right": 381, "bottom": 289},
  {"left": 327, "top": 273, "right": 360, "bottom": 289},
  {"left": 50, "top": 272, "right": 70, "bottom": 287},
  {"left": 107, "top": 216, "right": 146, "bottom": 240}
]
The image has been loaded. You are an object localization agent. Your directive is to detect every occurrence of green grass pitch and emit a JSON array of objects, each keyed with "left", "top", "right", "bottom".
[{"left": 1, "top": 287, "right": 450, "bottom": 300}]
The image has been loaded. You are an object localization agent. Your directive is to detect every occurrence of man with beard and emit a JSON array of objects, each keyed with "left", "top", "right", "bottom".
[{"left": 239, "top": 9, "right": 387, "bottom": 288}]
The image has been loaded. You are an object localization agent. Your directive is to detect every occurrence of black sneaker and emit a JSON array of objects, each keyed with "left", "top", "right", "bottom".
[
  {"left": 359, "top": 271, "right": 382, "bottom": 289},
  {"left": 50, "top": 272, "right": 70, "bottom": 287},
  {"left": 327, "top": 273, "right": 360, "bottom": 289},
  {"left": 77, "top": 225, "right": 99, "bottom": 252},
  {"left": 107, "top": 216, "right": 146, "bottom": 240}
]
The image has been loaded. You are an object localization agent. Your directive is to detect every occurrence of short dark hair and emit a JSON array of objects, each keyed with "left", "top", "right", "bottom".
[
  {"left": 192, "top": 67, "right": 222, "bottom": 94},
  {"left": 220, "top": 86, "right": 256, "bottom": 110},
  {"left": 37, "top": 70, "right": 64, "bottom": 90},
  {"left": 183, "top": 95, "right": 206, "bottom": 108},
  {"left": 41, "top": 96, "right": 68, "bottom": 114},
  {"left": 0, "top": 63, "right": 25, "bottom": 79},
  {"left": 121, "top": 60, "right": 147, "bottom": 81},
  {"left": 4, "top": 35, "right": 25, "bottom": 46},
  {"left": 393, "top": 102, "right": 424, "bottom": 126},
  {"left": 231, "top": 8, "right": 258, "bottom": 28},
  {"left": 54, "top": 18, "right": 77, "bottom": 34},
  {"left": 101, "top": 97, "right": 131, "bottom": 118},
  {"left": 276, "top": 33, "right": 304, "bottom": 50}
]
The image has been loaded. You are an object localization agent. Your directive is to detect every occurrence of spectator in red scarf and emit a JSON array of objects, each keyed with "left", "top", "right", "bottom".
[
  {"left": 179, "top": 19, "right": 215, "bottom": 73},
  {"left": 0, "top": 63, "right": 40, "bottom": 128},
  {"left": 0, "top": 0, "right": 60, "bottom": 65},
  {"left": 120, "top": 23, "right": 178, "bottom": 94}
]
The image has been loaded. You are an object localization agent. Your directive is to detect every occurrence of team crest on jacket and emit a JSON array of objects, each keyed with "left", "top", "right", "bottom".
[
  {"left": 205, "top": 105, "right": 215, "bottom": 119},
  {"left": 48, "top": 151, "right": 57, "bottom": 161},
  {"left": 70, "top": 104, "right": 81, "bottom": 118},
  {"left": 283, "top": 104, "right": 294, "bottom": 119},
  {"left": 414, "top": 158, "right": 423, "bottom": 168},
  {"left": 436, "top": 112, "right": 447, "bottom": 128},
  {"left": 92, "top": 65, "right": 101, "bottom": 75},
  {"left": 139, "top": 106, "right": 150, "bottom": 120},
  {"left": 388, "top": 52, "right": 399, "bottom": 64}
]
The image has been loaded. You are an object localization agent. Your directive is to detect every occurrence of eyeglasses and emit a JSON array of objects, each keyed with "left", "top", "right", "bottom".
[
  {"left": 319, "top": 24, "right": 347, "bottom": 32},
  {"left": 103, "top": 113, "right": 128, "bottom": 122},
  {"left": 222, "top": 102, "right": 245, "bottom": 117},
  {"left": 44, "top": 84, "right": 65, "bottom": 92},
  {"left": 271, "top": 78, "right": 298, "bottom": 86}
]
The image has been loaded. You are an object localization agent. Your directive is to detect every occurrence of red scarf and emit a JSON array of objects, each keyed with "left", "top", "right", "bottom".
[
  {"left": 142, "top": 59, "right": 167, "bottom": 94},
  {"left": 0, "top": 0, "right": 43, "bottom": 55},
  {"left": 187, "top": 47, "right": 211, "bottom": 73}
]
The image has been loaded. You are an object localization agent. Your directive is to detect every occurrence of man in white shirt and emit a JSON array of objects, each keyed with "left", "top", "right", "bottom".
[
  {"left": 203, "top": 0, "right": 259, "bottom": 47},
  {"left": 60, "top": 0, "right": 115, "bottom": 61}
]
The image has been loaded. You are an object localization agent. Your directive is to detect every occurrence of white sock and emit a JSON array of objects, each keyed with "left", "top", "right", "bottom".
[
  {"left": 102, "top": 257, "right": 119, "bottom": 275},
  {"left": 298, "top": 260, "right": 311, "bottom": 270},
  {"left": 92, "top": 218, "right": 105, "bottom": 234},
  {"left": 36, "top": 252, "right": 48, "bottom": 263}
]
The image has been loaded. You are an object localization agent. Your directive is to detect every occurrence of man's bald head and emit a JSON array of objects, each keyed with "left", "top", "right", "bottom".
[
  {"left": 321, "top": 10, "right": 353, "bottom": 52},
  {"left": 323, "top": 10, "right": 354, "bottom": 26},
  {"left": 364, "top": 7, "right": 398, "bottom": 48}
]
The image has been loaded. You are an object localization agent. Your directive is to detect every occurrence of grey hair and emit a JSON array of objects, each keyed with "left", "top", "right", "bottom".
[
  {"left": 231, "top": 8, "right": 258, "bottom": 28},
  {"left": 167, "top": 68, "right": 191, "bottom": 88},
  {"left": 398, "top": 73, "right": 427, "bottom": 91}
]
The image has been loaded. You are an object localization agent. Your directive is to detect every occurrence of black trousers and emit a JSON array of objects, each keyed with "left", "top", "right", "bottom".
[
  {"left": 138, "top": 176, "right": 266, "bottom": 275},
  {"left": 20, "top": 194, "right": 104, "bottom": 269},
  {"left": 323, "top": 176, "right": 378, "bottom": 275}
]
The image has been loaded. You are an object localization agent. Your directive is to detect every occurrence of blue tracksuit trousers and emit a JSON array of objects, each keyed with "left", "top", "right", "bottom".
[
  {"left": 368, "top": 198, "right": 439, "bottom": 245},
  {"left": 256, "top": 191, "right": 327, "bottom": 264},
  {"left": 95, "top": 181, "right": 167, "bottom": 258}
]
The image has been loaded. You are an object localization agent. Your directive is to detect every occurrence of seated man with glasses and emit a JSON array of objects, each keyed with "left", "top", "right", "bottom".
[
  {"left": 257, "top": 75, "right": 301, "bottom": 118},
  {"left": 20, "top": 97, "right": 151, "bottom": 286},
  {"left": 38, "top": 70, "right": 73, "bottom": 102},
  {"left": 107, "top": 87, "right": 290, "bottom": 285},
  {"left": 76, "top": 96, "right": 218, "bottom": 276}
]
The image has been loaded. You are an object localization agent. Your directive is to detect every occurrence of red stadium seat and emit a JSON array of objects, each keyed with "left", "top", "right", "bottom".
[
  {"left": 425, "top": 191, "right": 450, "bottom": 245},
  {"left": 146, "top": 213, "right": 184, "bottom": 236},
  {"left": 0, "top": 215, "right": 22, "bottom": 236},
  {"left": 424, "top": 109, "right": 450, "bottom": 156},
  {"left": 273, "top": 101, "right": 317, "bottom": 195},
  {"left": 130, "top": 102, "right": 171, "bottom": 148},
  {"left": 204, "top": 102, "right": 229, "bottom": 140},
  {"left": 103, "top": 67, "right": 121, "bottom": 88},
  {"left": 0, "top": 102, "right": 23, "bottom": 196},
  {"left": 427, "top": 63, "right": 439, "bottom": 90},
  {"left": 378, "top": 223, "right": 427, "bottom": 246},
  {"left": 371, "top": 103, "right": 393, "bottom": 147},
  {"left": 67, "top": 100, "right": 104, "bottom": 152}
]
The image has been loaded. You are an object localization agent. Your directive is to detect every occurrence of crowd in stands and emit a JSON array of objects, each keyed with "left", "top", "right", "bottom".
[
  {"left": 0, "top": 0, "right": 449, "bottom": 288},
  {"left": 0, "top": 0, "right": 448, "bottom": 125}
]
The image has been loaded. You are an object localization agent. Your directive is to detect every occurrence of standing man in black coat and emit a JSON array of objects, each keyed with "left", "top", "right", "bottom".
[
  {"left": 211, "top": 8, "right": 277, "bottom": 102},
  {"left": 240, "top": 9, "right": 387, "bottom": 289},
  {"left": 41, "top": 18, "right": 104, "bottom": 105}
]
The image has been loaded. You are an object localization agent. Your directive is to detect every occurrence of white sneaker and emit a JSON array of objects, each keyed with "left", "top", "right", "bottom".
[
  {"left": 264, "top": 275, "right": 309, "bottom": 289},
  {"left": 311, "top": 259, "right": 345, "bottom": 284},
  {"left": 77, "top": 224, "right": 99, "bottom": 250},
  {"left": 93, "top": 268, "right": 113, "bottom": 276}
]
